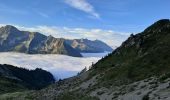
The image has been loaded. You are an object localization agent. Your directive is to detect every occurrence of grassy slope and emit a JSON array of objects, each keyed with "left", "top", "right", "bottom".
[
  {"left": 0, "top": 64, "right": 55, "bottom": 97},
  {"left": 0, "top": 76, "right": 27, "bottom": 94},
  {"left": 88, "top": 19, "right": 170, "bottom": 87}
]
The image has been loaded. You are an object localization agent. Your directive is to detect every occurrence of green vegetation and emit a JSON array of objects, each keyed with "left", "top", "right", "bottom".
[
  {"left": 142, "top": 94, "right": 149, "bottom": 100},
  {"left": 57, "top": 92, "right": 99, "bottom": 100},
  {"left": 0, "top": 64, "right": 55, "bottom": 94},
  {"left": 0, "top": 92, "right": 27, "bottom": 100},
  {"left": 88, "top": 19, "right": 170, "bottom": 87},
  {"left": 159, "top": 73, "right": 170, "bottom": 82},
  {"left": 0, "top": 76, "right": 27, "bottom": 94}
]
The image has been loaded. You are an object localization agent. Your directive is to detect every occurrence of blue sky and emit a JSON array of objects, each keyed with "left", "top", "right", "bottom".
[{"left": 0, "top": 0, "right": 169, "bottom": 47}]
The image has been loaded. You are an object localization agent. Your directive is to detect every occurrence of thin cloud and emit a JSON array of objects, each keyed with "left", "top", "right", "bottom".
[
  {"left": 0, "top": 4, "right": 28, "bottom": 15},
  {"left": 37, "top": 12, "right": 49, "bottom": 18},
  {"left": 64, "top": 0, "right": 100, "bottom": 19}
]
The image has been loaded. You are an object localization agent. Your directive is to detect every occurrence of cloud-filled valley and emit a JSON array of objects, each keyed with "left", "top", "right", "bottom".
[{"left": 0, "top": 52, "right": 109, "bottom": 79}]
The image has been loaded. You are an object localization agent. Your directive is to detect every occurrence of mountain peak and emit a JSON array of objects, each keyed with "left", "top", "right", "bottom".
[
  {"left": 155, "top": 19, "right": 170, "bottom": 24},
  {"left": 3, "top": 25, "right": 18, "bottom": 30},
  {"left": 0, "top": 25, "right": 20, "bottom": 34},
  {"left": 66, "top": 38, "right": 113, "bottom": 53},
  {"left": 144, "top": 19, "right": 170, "bottom": 33}
]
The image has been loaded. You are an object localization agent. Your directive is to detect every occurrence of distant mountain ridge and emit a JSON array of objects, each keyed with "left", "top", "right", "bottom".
[
  {"left": 0, "top": 25, "right": 113, "bottom": 57},
  {"left": 66, "top": 39, "right": 113, "bottom": 53}
]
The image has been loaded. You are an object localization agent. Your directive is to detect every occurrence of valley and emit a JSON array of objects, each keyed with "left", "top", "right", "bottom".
[{"left": 0, "top": 52, "right": 109, "bottom": 79}]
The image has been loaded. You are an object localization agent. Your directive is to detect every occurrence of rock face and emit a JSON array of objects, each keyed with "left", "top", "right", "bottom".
[
  {"left": 9, "top": 19, "right": 170, "bottom": 100},
  {"left": 66, "top": 39, "right": 113, "bottom": 53},
  {"left": 0, "top": 64, "right": 55, "bottom": 94},
  {"left": 0, "top": 25, "right": 113, "bottom": 57},
  {"left": 0, "top": 25, "right": 82, "bottom": 57}
]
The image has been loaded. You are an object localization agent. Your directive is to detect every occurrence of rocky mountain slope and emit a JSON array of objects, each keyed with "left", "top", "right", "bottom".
[
  {"left": 2, "top": 19, "right": 170, "bottom": 100},
  {"left": 66, "top": 39, "right": 113, "bottom": 53},
  {"left": 0, "top": 64, "right": 55, "bottom": 95},
  {"left": 0, "top": 25, "right": 82, "bottom": 57}
]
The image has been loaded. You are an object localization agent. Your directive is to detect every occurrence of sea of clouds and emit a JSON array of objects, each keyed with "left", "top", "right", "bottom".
[{"left": 0, "top": 52, "right": 109, "bottom": 79}]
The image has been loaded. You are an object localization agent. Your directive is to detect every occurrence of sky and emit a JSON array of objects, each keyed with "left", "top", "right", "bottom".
[{"left": 0, "top": 0, "right": 169, "bottom": 47}]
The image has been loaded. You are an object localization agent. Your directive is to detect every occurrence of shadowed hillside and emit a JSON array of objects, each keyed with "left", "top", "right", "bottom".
[{"left": 0, "top": 64, "right": 55, "bottom": 94}]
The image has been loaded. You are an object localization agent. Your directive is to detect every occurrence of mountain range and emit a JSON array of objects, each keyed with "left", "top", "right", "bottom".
[
  {"left": 1, "top": 19, "right": 168, "bottom": 100},
  {"left": 0, "top": 25, "right": 113, "bottom": 57},
  {"left": 1, "top": 19, "right": 170, "bottom": 100}
]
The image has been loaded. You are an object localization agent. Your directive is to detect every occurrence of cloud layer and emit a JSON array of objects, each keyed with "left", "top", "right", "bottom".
[
  {"left": 64, "top": 0, "right": 100, "bottom": 19},
  {"left": 0, "top": 52, "right": 108, "bottom": 79}
]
